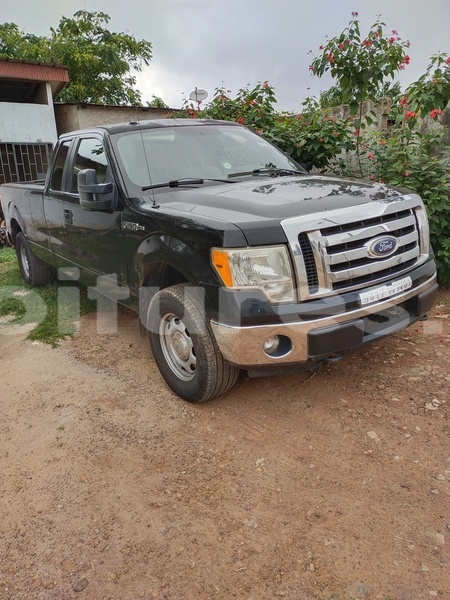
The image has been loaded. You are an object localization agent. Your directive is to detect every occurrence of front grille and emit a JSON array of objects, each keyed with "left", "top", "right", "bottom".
[
  {"left": 317, "top": 208, "right": 420, "bottom": 292},
  {"left": 281, "top": 198, "right": 427, "bottom": 300},
  {"left": 298, "top": 232, "right": 319, "bottom": 294}
]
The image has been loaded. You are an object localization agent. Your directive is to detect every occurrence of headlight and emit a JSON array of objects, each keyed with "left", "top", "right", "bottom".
[{"left": 211, "top": 245, "right": 295, "bottom": 303}]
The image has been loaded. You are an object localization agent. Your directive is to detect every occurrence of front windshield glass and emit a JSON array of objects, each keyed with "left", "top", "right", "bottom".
[{"left": 112, "top": 124, "right": 303, "bottom": 194}]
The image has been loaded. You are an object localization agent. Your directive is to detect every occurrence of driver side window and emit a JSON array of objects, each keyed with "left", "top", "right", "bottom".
[
  {"left": 49, "top": 141, "right": 71, "bottom": 191},
  {"left": 70, "top": 138, "right": 108, "bottom": 194}
]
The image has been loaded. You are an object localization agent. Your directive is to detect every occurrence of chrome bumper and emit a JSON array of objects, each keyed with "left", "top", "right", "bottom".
[{"left": 210, "top": 275, "right": 437, "bottom": 367}]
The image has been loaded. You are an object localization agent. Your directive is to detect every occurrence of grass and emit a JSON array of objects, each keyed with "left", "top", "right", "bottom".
[{"left": 0, "top": 247, "right": 97, "bottom": 345}]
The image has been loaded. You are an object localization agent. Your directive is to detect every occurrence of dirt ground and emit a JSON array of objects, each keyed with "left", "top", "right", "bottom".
[{"left": 1, "top": 289, "right": 449, "bottom": 600}]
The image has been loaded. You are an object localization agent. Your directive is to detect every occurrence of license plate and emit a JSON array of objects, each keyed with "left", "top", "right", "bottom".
[{"left": 359, "top": 276, "right": 412, "bottom": 306}]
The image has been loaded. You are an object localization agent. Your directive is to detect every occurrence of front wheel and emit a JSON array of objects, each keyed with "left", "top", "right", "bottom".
[
  {"left": 15, "top": 232, "right": 54, "bottom": 286},
  {"left": 147, "top": 284, "right": 239, "bottom": 403}
]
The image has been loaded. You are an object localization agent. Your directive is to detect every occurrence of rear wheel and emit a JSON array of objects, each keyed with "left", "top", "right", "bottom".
[
  {"left": 15, "top": 232, "right": 54, "bottom": 286},
  {"left": 147, "top": 284, "right": 239, "bottom": 403}
]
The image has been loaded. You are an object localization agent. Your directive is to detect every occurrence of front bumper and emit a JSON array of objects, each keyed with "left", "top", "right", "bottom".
[{"left": 210, "top": 274, "right": 438, "bottom": 368}]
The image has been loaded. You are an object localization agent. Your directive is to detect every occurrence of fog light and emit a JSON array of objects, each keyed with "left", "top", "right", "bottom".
[{"left": 263, "top": 335, "right": 280, "bottom": 355}]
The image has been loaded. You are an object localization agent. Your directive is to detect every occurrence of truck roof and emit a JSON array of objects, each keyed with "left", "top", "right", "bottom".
[{"left": 61, "top": 118, "right": 242, "bottom": 137}]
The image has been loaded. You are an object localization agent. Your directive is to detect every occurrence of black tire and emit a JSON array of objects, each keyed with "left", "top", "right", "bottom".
[
  {"left": 15, "top": 232, "right": 54, "bottom": 286},
  {"left": 147, "top": 284, "right": 239, "bottom": 403}
]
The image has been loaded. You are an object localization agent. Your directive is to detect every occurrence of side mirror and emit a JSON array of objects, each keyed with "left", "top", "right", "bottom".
[{"left": 78, "top": 169, "right": 116, "bottom": 211}]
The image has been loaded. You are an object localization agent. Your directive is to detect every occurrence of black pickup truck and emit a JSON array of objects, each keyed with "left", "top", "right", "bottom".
[{"left": 0, "top": 119, "right": 438, "bottom": 402}]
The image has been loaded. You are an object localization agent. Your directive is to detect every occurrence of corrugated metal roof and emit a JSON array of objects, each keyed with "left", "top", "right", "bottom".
[{"left": 0, "top": 58, "right": 69, "bottom": 82}]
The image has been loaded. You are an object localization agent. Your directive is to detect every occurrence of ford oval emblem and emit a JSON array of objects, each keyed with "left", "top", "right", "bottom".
[{"left": 366, "top": 235, "right": 399, "bottom": 258}]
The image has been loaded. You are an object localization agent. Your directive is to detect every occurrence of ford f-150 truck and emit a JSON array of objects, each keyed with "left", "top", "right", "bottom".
[{"left": 0, "top": 119, "right": 438, "bottom": 402}]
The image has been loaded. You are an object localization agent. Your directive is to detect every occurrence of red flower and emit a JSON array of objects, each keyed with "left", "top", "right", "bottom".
[
  {"left": 405, "top": 111, "right": 417, "bottom": 119},
  {"left": 319, "top": 45, "right": 324, "bottom": 50},
  {"left": 399, "top": 96, "right": 409, "bottom": 106},
  {"left": 362, "top": 39, "right": 373, "bottom": 47},
  {"left": 392, "top": 29, "right": 398, "bottom": 35},
  {"left": 352, "top": 11, "right": 359, "bottom": 16},
  {"left": 309, "top": 64, "right": 314, "bottom": 72},
  {"left": 327, "top": 53, "right": 335, "bottom": 63},
  {"left": 403, "top": 55, "right": 410, "bottom": 64},
  {"left": 429, "top": 109, "right": 442, "bottom": 119},
  {"left": 389, "top": 37, "right": 396, "bottom": 44},
  {"left": 367, "top": 152, "right": 375, "bottom": 159},
  {"left": 369, "top": 174, "right": 375, "bottom": 180},
  {"left": 338, "top": 43, "right": 345, "bottom": 50},
  {"left": 379, "top": 139, "right": 386, "bottom": 145},
  {"left": 353, "top": 129, "right": 360, "bottom": 136},
  {"left": 237, "top": 117, "right": 245, "bottom": 124},
  {"left": 446, "top": 57, "right": 450, "bottom": 65},
  {"left": 319, "top": 137, "right": 324, "bottom": 142},
  {"left": 404, "top": 171, "right": 411, "bottom": 177},
  {"left": 332, "top": 130, "right": 338, "bottom": 136}
]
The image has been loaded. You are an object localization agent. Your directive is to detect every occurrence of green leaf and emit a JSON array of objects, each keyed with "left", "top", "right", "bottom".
[{"left": 349, "top": 101, "right": 359, "bottom": 116}]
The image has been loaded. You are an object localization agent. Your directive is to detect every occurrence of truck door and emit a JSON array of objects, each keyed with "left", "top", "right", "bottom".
[
  {"left": 44, "top": 140, "right": 72, "bottom": 256},
  {"left": 59, "top": 136, "right": 126, "bottom": 287}
]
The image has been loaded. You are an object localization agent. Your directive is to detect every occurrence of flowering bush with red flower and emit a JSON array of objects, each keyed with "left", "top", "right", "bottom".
[
  {"left": 405, "top": 52, "right": 450, "bottom": 117},
  {"left": 310, "top": 13, "right": 411, "bottom": 118},
  {"left": 310, "top": 13, "right": 412, "bottom": 177}
]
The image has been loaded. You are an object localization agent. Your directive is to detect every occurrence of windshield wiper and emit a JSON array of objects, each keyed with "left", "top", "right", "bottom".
[
  {"left": 228, "top": 168, "right": 306, "bottom": 179},
  {"left": 142, "top": 178, "right": 203, "bottom": 190},
  {"left": 142, "top": 177, "right": 235, "bottom": 191}
]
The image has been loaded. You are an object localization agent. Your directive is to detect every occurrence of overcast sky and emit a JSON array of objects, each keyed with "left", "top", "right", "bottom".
[{"left": 3, "top": 0, "right": 450, "bottom": 111}]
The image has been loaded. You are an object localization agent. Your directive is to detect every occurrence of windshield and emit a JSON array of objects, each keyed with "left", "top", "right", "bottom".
[{"left": 112, "top": 124, "right": 304, "bottom": 194}]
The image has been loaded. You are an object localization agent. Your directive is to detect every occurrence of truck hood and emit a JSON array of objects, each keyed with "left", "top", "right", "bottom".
[
  {"left": 140, "top": 174, "right": 409, "bottom": 246},
  {"left": 154, "top": 175, "right": 404, "bottom": 222}
]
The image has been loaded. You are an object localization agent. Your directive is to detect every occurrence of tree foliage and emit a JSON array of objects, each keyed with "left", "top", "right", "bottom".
[
  {"left": 0, "top": 11, "right": 153, "bottom": 105},
  {"left": 405, "top": 52, "right": 450, "bottom": 117},
  {"left": 146, "top": 95, "right": 169, "bottom": 109},
  {"left": 310, "top": 13, "right": 410, "bottom": 115},
  {"left": 319, "top": 81, "right": 402, "bottom": 110}
]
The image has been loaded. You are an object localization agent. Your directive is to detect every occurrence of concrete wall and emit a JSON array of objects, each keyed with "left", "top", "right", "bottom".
[
  {"left": 54, "top": 104, "right": 174, "bottom": 135},
  {"left": 327, "top": 98, "right": 393, "bottom": 130},
  {"left": 0, "top": 83, "right": 58, "bottom": 143}
]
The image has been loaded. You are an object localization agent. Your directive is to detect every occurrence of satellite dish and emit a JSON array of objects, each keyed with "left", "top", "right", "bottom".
[{"left": 189, "top": 88, "right": 208, "bottom": 102}]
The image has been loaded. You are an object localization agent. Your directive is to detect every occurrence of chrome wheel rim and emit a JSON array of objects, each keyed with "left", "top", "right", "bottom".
[
  {"left": 20, "top": 244, "right": 30, "bottom": 279},
  {"left": 159, "top": 312, "right": 196, "bottom": 381}
]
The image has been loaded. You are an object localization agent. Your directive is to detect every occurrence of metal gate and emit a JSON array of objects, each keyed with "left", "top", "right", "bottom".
[{"left": 0, "top": 142, "right": 52, "bottom": 185}]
